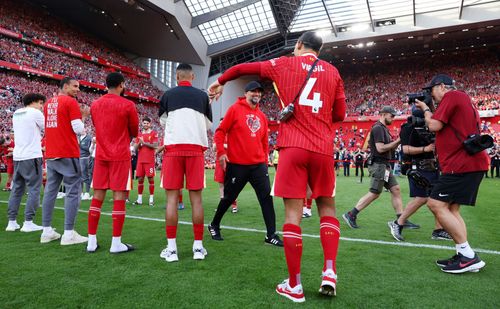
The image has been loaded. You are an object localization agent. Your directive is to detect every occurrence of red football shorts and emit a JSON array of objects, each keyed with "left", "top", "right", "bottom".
[
  {"left": 272, "top": 147, "right": 336, "bottom": 199},
  {"left": 92, "top": 159, "right": 132, "bottom": 191},
  {"left": 135, "top": 162, "right": 156, "bottom": 178},
  {"left": 161, "top": 155, "right": 205, "bottom": 190},
  {"left": 214, "top": 159, "right": 225, "bottom": 183}
]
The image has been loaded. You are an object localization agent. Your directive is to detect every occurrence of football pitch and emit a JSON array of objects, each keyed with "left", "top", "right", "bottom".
[{"left": 1, "top": 169, "right": 499, "bottom": 308}]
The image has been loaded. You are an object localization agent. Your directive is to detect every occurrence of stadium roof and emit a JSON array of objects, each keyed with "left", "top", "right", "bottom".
[{"left": 29, "top": 0, "right": 500, "bottom": 66}]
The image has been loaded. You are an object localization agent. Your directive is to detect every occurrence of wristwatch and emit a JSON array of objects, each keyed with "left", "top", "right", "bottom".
[{"left": 423, "top": 108, "right": 431, "bottom": 113}]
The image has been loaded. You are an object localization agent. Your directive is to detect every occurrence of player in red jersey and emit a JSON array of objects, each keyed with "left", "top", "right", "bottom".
[
  {"left": 87, "top": 72, "right": 139, "bottom": 254},
  {"left": 209, "top": 31, "right": 346, "bottom": 302},
  {"left": 133, "top": 117, "right": 158, "bottom": 206},
  {"left": 3, "top": 132, "right": 15, "bottom": 191}
]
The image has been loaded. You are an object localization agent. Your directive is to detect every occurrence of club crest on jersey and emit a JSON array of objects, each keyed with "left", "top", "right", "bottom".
[{"left": 246, "top": 114, "right": 261, "bottom": 137}]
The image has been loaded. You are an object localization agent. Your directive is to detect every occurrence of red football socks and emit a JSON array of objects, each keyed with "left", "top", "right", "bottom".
[
  {"left": 305, "top": 198, "right": 312, "bottom": 209},
  {"left": 320, "top": 216, "right": 340, "bottom": 272},
  {"left": 193, "top": 224, "right": 204, "bottom": 241},
  {"left": 283, "top": 223, "right": 303, "bottom": 288},
  {"left": 88, "top": 198, "right": 103, "bottom": 235},
  {"left": 166, "top": 225, "right": 177, "bottom": 239},
  {"left": 112, "top": 200, "right": 126, "bottom": 237},
  {"left": 178, "top": 191, "right": 183, "bottom": 203},
  {"left": 137, "top": 179, "right": 144, "bottom": 195}
]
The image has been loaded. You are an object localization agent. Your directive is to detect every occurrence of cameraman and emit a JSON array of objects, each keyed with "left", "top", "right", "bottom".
[
  {"left": 388, "top": 108, "right": 450, "bottom": 241},
  {"left": 415, "top": 74, "right": 489, "bottom": 274},
  {"left": 344, "top": 106, "right": 419, "bottom": 229}
]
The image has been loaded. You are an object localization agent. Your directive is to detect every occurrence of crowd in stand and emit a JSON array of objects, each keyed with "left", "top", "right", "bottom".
[{"left": 337, "top": 49, "right": 500, "bottom": 116}]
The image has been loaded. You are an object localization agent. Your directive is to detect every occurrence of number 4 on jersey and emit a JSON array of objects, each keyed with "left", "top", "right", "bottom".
[{"left": 299, "top": 78, "right": 323, "bottom": 113}]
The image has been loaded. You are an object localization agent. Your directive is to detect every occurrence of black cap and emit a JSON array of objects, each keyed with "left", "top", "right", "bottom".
[
  {"left": 423, "top": 74, "right": 454, "bottom": 90},
  {"left": 298, "top": 31, "right": 323, "bottom": 52},
  {"left": 245, "top": 81, "right": 264, "bottom": 92},
  {"left": 380, "top": 106, "right": 397, "bottom": 116}
]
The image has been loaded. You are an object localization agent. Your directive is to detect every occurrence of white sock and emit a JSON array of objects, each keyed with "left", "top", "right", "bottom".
[
  {"left": 42, "top": 227, "right": 53, "bottom": 234},
  {"left": 193, "top": 240, "right": 203, "bottom": 249},
  {"left": 87, "top": 234, "right": 97, "bottom": 250},
  {"left": 456, "top": 241, "right": 475, "bottom": 259},
  {"left": 110, "top": 236, "right": 128, "bottom": 252},
  {"left": 63, "top": 230, "right": 73, "bottom": 237},
  {"left": 167, "top": 238, "right": 177, "bottom": 251},
  {"left": 137, "top": 195, "right": 142, "bottom": 203},
  {"left": 149, "top": 195, "right": 154, "bottom": 203}
]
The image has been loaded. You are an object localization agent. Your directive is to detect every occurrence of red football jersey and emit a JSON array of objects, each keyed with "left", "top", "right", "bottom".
[
  {"left": 91, "top": 94, "right": 139, "bottom": 161},
  {"left": 136, "top": 130, "right": 158, "bottom": 164},
  {"left": 44, "top": 95, "right": 82, "bottom": 158},
  {"left": 260, "top": 54, "right": 346, "bottom": 156},
  {"left": 5, "top": 140, "right": 14, "bottom": 163}
]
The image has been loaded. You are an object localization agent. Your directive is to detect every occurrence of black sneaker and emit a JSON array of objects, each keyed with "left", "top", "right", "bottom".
[
  {"left": 431, "top": 229, "right": 453, "bottom": 241},
  {"left": 436, "top": 254, "right": 460, "bottom": 268},
  {"left": 388, "top": 220, "right": 404, "bottom": 241},
  {"left": 402, "top": 220, "right": 420, "bottom": 229},
  {"left": 207, "top": 224, "right": 223, "bottom": 241},
  {"left": 265, "top": 234, "right": 283, "bottom": 247},
  {"left": 441, "top": 253, "right": 486, "bottom": 274},
  {"left": 342, "top": 212, "right": 359, "bottom": 228}
]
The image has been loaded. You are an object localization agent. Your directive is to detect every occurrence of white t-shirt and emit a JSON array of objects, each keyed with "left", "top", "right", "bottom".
[{"left": 13, "top": 107, "right": 45, "bottom": 161}]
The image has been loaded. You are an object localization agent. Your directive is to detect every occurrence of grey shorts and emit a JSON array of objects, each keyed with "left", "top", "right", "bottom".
[{"left": 368, "top": 163, "right": 399, "bottom": 194}]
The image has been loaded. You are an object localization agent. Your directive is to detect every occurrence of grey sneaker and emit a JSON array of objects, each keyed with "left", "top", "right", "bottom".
[
  {"left": 342, "top": 212, "right": 359, "bottom": 228},
  {"left": 388, "top": 220, "right": 404, "bottom": 241},
  {"left": 432, "top": 229, "right": 452, "bottom": 240}
]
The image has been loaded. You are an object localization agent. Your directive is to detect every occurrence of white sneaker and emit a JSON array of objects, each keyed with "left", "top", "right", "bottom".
[
  {"left": 193, "top": 247, "right": 208, "bottom": 260},
  {"left": 276, "top": 279, "right": 305, "bottom": 303},
  {"left": 56, "top": 192, "right": 66, "bottom": 199},
  {"left": 20, "top": 221, "right": 44, "bottom": 232},
  {"left": 5, "top": 221, "right": 20, "bottom": 232},
  {"left": 302, "top": 207, "right": 312, "bottom": 218},
  {"left": 319, "top": 269, "right": 337, "bottom": 296},
  {"left": 160, "top": 247, "right": 179, "bottom": 262},
  {"left": 83, "top": 192, "right": 91, "bottom": 200},
  {"left": 40, "top": 228, "right": 61, "bottom": 243},
  {"left": 60, "top": 230, "right": 88, "bottom": 245}
]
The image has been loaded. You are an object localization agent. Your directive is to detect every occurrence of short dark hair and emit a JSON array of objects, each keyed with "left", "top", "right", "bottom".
[
  {"left": 106, "top": 72, "right": 125, "bottom": 89},
  {"left": 176, "top": 63, "right": 192, "bottom": 72},
  {"left": 22, "top": 93, "right": 46, "bottom": 106},
  {"left": 143, "top": 116, "right": 151, "bottom": 123},
  {"left": 59, "top": 77, "right": 78, "bottom": 89},
  {"left": 298, "top": 31, "right": 323, "bottom": 53}
]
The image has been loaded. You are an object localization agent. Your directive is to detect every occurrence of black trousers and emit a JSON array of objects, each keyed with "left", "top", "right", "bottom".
[
  {"left": 355, "top": 161, "right": 364, "bottom": 177},
  {"left": 211, "top": 163, "right": 276, "bottom": 236}
]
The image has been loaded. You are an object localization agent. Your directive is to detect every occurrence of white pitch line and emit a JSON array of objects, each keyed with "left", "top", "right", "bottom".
[{"left": 2, "top": 201, "right": 500, "bottom": 255}]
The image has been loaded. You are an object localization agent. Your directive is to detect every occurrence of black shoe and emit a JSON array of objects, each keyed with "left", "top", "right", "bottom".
[
  {"left": 388, "top": 220, "right": 404, "bottom": 241},
  {"left": 207, "top": 224, "right": 223, "bottom": 241},
  {"left": 403, "top": 220, "right": 420, "bottom": 229},
  {"left": 436, "top": 254, "right": 460, "bottom": 268},
  {"left": 342, "top": 212, "right": 359, "bottom": 228},
  {"left": 431, "top": 229, "right": 452, "bottom": 241},
  {"left": 441, "top": 253, "right": 486, "bottom": 273},
  {"left": 265, "top": 234, "right": 283, "bottom": 247}
]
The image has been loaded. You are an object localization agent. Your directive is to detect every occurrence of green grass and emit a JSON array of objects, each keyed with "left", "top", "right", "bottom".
[{"left": 0, "top": 169, "right": 499, "bottom": 308}]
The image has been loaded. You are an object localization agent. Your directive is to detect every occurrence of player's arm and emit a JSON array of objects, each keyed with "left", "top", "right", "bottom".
[
  {"left": 332, "top": 78, "right": 346, "bottom": 123},
  {"left": 128, "top": 104, "right": 140, "bottom": 138},
  {"left": 208, "top": 62, "right": 262, "bottom": 100},
  {"left": 69, "top": 100, "right": 84, "bottom": 135},
  {"left": 142, "top": 132, "right": 159, "bottom": 149}
]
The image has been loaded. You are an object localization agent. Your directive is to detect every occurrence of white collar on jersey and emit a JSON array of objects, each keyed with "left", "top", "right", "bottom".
[{"left": 301, "top": 53, "right": 318, "bottom": 58}]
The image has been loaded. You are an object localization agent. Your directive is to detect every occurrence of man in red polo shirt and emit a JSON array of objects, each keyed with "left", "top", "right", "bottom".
[
  {"left": 416, "top": 74, "right": 488, "bottom": 274},
  {"left": 133, "top": 117, "right": 158, "bottom": 206},
  {"left": 209, "top": 31, "right": 346, "bottom": 302},
  {"left": 207, "top": 81, "right": 282, "bottom": 246},
  {"left": 40, "top": 77, "right": 89, "bottom": 246}
]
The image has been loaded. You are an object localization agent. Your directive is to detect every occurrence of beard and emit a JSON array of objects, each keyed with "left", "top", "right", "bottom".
[{"left": 251, "top": 97, "right": 260, "bottom": 104}]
